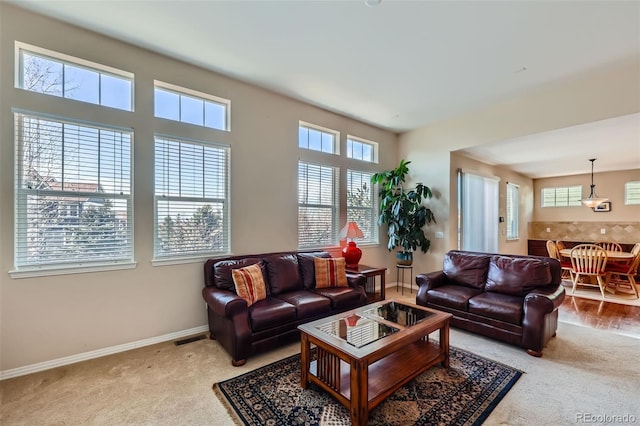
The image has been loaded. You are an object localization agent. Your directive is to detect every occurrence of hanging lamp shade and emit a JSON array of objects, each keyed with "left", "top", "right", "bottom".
[{"left": 581, "top": 158, "right": 608, "bottom": 208}]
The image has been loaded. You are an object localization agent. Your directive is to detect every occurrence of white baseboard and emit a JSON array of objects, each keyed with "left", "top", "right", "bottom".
[{"left": 0, "top": 325, "right": 209, "bottom": 381}]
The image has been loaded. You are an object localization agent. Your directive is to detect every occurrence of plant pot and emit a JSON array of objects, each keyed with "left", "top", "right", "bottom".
[{"left": 396, "top": 251, "right": 413, "bottom": 266}]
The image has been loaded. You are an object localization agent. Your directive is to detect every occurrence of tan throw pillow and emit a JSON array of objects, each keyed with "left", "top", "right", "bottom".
[
  {"left": 231, "top": 263, "right": 267, "bottom": 307},
  {"left": 314, "top": 257, "right": 348, "bottom": 288}
]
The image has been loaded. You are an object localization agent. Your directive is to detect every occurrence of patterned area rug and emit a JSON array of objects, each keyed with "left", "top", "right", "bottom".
[{"left": 213, "top": 346, "right": 522, "bottom": 426}]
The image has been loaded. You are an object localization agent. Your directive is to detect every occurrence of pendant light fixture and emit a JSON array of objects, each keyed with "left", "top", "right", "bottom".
[{"left": 581, "top": 158, "right": 608, "bottom": 208}]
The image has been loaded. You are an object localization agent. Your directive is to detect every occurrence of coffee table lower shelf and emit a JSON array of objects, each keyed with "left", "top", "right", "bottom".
[{"left": 307, "top": 339, "right": 443, "bottom": 412}]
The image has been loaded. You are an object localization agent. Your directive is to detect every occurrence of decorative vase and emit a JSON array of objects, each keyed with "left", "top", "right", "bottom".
[
  {"left": 342, "top": 241, "right": 362, "bottom": 268},
  {"left": 396, "top": 251, "right": 413, "bottom": 266}
]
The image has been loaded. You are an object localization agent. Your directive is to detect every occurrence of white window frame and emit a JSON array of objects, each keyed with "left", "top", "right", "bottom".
[
  {"left": 346, "top": 135, "right": 378, "bottom": 163},
  {"left": 11, "top": 111, "right": 135, "bottom": 278},
  {"left": 152, "top": 135, "right": 230, "bottom": 263},
  {"left": 346, "top": 169, "right": 378, "bottom": 244},
  {"left": 298, "top": 121, "right": 339, "bottom": 155},
  {"left": 154, "top": 81, "right": 230, "bottom": 131},
  {"left": 15, "top": 41, "right": 134, "bottom": 111},
  {"left": 625, "top": 181, "right": 640, "bottom": 205},
  {"left": 298, "top": 161, "right": 339, "bottom": 249},
  {"left": 506, "top": 182, "right": 519, "bottom": 241},
  {"left": 541, "top": 186, "right": 582, "bottom": 207}
]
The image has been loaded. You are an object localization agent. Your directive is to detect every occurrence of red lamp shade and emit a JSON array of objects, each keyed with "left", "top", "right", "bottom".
[{"left": 340, "top": 222, "right": 364, "bottom": 268}]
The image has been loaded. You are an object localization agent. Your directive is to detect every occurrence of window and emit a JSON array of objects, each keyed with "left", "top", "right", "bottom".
[
  {"left": 298, "top": 122, "right": 338, "bottom": 154},
  {"left": 298, "top": 161, "right": 339, "bottom": 248},
  {"left": 346, "top": 136, "right": 377, "bottom": 163},
  {"left": 506, "top": 182, "right": 519, "bottom": 240},
  {"left": 347, "top": 170, "right": 378, "bottom": 243},
  {"left": 16, "top": 42, "right": 133, "bottom": 111},
  {"left": 154, "top": 81, "right": 229, "bottom": 131},
  {"left": 154, "top": 136, "right": 230, "bottom": 259},
  {"left": 458, "top": 170, "right": 499, "bottom": 252},
  {"left": 625, "top": 181, "right": 640, "bottom": 205},
  {"left": 541, "top": 186, "right": 582, "bottom": 207},
  {"left": 14, "top": 112, "right": 133, "bottom": 271}
]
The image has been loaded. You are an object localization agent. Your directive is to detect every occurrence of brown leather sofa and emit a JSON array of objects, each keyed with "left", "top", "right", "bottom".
[
  {"left": 416, "top": 250, "right": 565, "bottom": 357},
  {"left": 203, "top": 251, "right": 367, "bottom": 366}
]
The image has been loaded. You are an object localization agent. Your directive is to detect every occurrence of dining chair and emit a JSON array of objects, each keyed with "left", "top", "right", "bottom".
[
  {"left": 595, "top": 242, "right": 623, "bottom": 252},
  {"left": 569, "top": 244, "right": 609, "bottom": 297},
  {"left": 604, "top": 243, "right": 640, "bottom": 299},
  {"left": 546, "top": 240, "right": 571, "bottom": 280}
]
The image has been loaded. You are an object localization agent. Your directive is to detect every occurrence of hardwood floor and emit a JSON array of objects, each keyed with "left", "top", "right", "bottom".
[{"left": 558, "top": 295, "right": 640, "bottom": 339}]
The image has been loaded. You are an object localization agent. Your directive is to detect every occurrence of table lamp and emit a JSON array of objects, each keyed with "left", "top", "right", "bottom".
[{"left": 340, "top": 222, "right": 364, "bottom": 268}]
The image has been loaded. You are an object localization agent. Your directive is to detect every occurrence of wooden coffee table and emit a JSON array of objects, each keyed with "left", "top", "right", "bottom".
[{"left": 298, "top": 300, "right": 452, "bottom": 426}]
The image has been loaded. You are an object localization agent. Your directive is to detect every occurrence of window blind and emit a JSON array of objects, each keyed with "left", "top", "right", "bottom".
[
  {"left": 347, "top": 169, "right": 378, "bottom": 244},
  {"left": 542, "top": 186, "right": 582, "bottom": 207},
  {"left": 154, "top": 136, "right": 230, "bottom": 258},
  {"left": 14, "top": 112, "right": 133, "bottom": 269},
  {"left": 298, "top": 161, "right": 339, "bottom": 248},
  {"left": 625, "top": 181, "right": 640, "bottom": 205},
  {"left": 458, "top": 170, "right": 499, "bottom": 252},
  {"left": 506, "top": 182, "right": 519, "bottom": 240}
]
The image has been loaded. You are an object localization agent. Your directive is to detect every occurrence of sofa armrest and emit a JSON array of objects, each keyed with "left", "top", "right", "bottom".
[
  {"left": 346, "top": 272, "right": 366, "bottom": 289},
  {"left": 416, "top": 271, "right": 448, "bottom": 305},
  {"left": 524, "top": 285, "right": 566, "bottom": 314},
  {"left": 202, "top": 286, "right": 248, "bottom": 318}
]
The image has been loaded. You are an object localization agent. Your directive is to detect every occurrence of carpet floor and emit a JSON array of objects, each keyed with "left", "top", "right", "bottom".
[{"left": 214, "top": 346, "right": 521, "bottom": 426}]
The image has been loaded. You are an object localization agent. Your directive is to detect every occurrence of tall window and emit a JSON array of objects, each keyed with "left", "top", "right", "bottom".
[
  {"left": 346, "top": 136, "right": 377, "bottom": 163},
  {"left": 541, "top": 186, "right": 582, "bottom": 207},
  {"left": 625, "top": 181, "right": 640, "bottom": 205},
  {"left": 16, "top": 42, "right": 133, "bottom": 111},
  {"left": 298, "top": 161, "right": 339, "bottom": 248},
  {"left": 298, "top": 122, "right": 338, "bottom": 154},
  {"left": 458, "top": 170, "right": 499, "bottom": 252},
  {"left": 154, "top": 136, "right": 230, "bottom": 259},
  {"left": 506, "top": 182, "right": 519, "bottom": 240},
  {"left": 154, "top": 81, "right": 230, "bottom": 131},
  {"left": 14, "top": 112, "right": 133, "bottom": 270},
  {"left": 347, "top": 170, "right": 377, "bottom": 243}
]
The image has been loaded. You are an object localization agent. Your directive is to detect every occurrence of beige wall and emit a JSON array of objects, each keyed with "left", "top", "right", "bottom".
[
  {"left": 0, "top": 4, "right": 398, "bottom": 372},
  {"left": 399, "top": 53, "right": 640, "bottom": 276}
]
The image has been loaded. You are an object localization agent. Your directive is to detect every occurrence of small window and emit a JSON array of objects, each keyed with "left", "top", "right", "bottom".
[
  {"left": 16, "top": 42, "right": 133, "bottom": 111},
  {"left": 154, "top": 81, "right": 230, "bottom": 131},
  {"left": 298, "top": 161, "right": 339, "bottom": 248},
  {"left": 506, "top": 183, "right": 519, "bottom": 240},
  {"left": 346, "top": 136, "right": 377, "bottom": 163},
  {"left": 541, "top": 186, "right": 582, "bottom": 207},
  {"left": 625, "top": 181, "right": 640, "bottom": 205},
  {"left": 298, "top": 122, "right": 338, "bottom": 154},
  {"left": 347, "top": 170, "right": 378, "bottom": 243},
  {"left": 154, "top": 135, "right": 230, "bottom": 259}
]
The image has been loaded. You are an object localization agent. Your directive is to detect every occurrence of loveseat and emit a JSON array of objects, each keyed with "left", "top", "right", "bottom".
[
  {"left": 416, "top": 250, "right": 565, "bottom": 357},
  {"left": 203, "top": 250, "right": 367, "bottom": 366}
]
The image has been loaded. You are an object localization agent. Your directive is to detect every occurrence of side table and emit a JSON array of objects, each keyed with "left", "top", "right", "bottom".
[
  {"left": 345, "top": 264, "right": 387, "bottom": 302},
  {"left": 396, "top": 265, "right": 413, "bottom": 295}
]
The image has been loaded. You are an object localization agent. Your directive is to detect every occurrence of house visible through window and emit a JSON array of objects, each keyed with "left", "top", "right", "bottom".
[
  {"left": 298, "top": 161, "right": 339, "bottom": 248},
  {"left": 506, "top": 182, "right": 519, "bottom": 240},
  {"left": 541, "top": 186, "right": 582, "bottom": 207},
  {"left": 625, "top": 181, "right": 640, "bottom": 205},
  {"left": 154, "top": 81, "right": 229, "bottom": 131},
  {"left": 154, "top": 135, "right": 230, "bottom": 259},
  {"left": 14, "top": 112, "right": 133, "bottom": 270},
  {"left": 347, "top": 169, "right": 378, "bottom": 244},
  {"left": 16, "top": 42, "right": 133, "bottom": 111}
]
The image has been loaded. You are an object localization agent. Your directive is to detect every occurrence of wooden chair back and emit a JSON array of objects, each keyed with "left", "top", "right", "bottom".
[
  {"left": 546, "top": 240, "right": 559, "bottom": 259},
  {"left": 569, "top": 244, "right": 608, "bottom": 276},
  {"left": 595, "top": 242, "right": 622, "bottom": 252}
]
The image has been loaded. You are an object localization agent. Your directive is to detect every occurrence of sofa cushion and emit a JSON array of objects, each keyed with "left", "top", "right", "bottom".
[
  {"left": 468, "top": 292, "right": 524, "bottom": 325},
  {"left": 213, "top": 258, "right": 263, "bottom": 292},
  {"left": 231, "top": 263, "right": 268, "bottom": 307},
  {"left": 425, "top": 284, "right": 482, "bottom": 311},
  {"left": 313, "top": 287, "right": 364, "bottom": 310},
  {"left": 314, "top": 257, "right": 348, "bottom": 288},
  {"left": 275, "top": 290, "right": 331, "bottom": 319},
  {"left": 485, "top": 256, "right": 552, "bottom": 296},
  {"left": 248, "top": 297, "right": 297, "bottom": 332},
  {"left": 264, "top": 254, "right": 302, "bottom": 295},
  {"left": 443, "top": 251, "right": 490, "bottom": 289},
  {"left": 298, "top": 252, "right": 332, "bottom": 289}
]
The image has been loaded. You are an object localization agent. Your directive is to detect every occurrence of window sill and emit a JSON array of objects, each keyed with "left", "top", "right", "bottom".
[
  {"left": 9, "top": 261, "right": 137, "bottom": 279},
  {"left": 151, "top": 252, "right": 232, "bottom": 267}
]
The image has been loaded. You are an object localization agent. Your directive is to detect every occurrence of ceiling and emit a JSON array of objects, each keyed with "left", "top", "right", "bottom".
[{"left": 8, "top": 0, "right": 640, "bottom": 179}]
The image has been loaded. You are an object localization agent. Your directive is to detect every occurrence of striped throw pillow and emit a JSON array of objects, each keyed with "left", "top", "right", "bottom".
[
  {"left": 314, "top": 257, "right": 348, "bottom": 288},
  {"left": 231, "top": 263, "right": 267, "bottom": 307}
]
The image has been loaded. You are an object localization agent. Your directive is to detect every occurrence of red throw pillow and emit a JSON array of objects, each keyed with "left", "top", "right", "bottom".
[
  {"left": 314, "top": 257, "right": 348, "bottom": 288},
  {"left": 231, "top": 263, "right": 267, "bottom": 307}
]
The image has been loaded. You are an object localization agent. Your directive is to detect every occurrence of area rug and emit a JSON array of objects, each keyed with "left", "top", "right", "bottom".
[{"left": 213, "top": 346, "right": 522, "bottom": 426}]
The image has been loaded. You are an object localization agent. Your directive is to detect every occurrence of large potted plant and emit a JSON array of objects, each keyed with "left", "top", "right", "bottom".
[{"left": 371, "top": 159, "right": 435, "bottom": 265}]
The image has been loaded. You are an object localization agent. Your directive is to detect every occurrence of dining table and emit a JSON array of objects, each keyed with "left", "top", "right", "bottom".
[{"left": 558, "top": 249, "right": 633, "bottom": 262}]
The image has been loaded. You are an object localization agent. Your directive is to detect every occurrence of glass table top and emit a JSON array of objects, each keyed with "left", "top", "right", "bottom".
[{"left": 363, "top": 301, "right": 435, "bottom": 326}]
